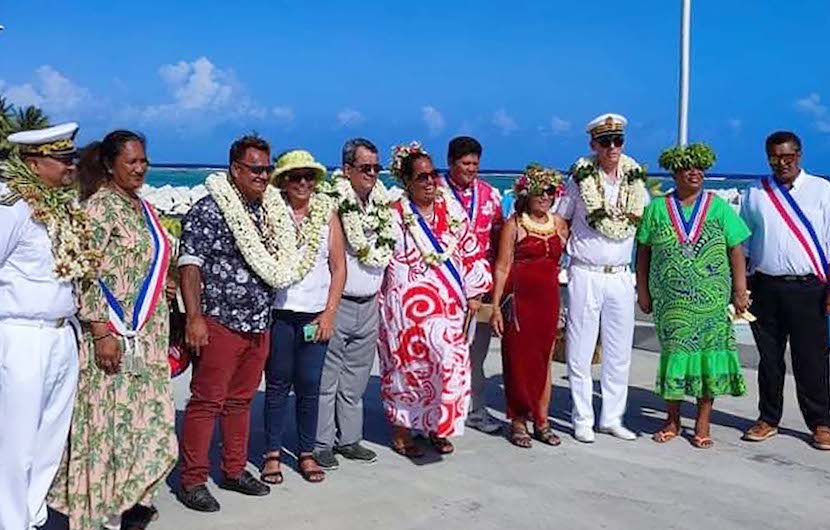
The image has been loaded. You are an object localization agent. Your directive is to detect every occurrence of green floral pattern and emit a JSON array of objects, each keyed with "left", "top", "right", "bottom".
[
  {"left": 48, "top": 187, "right": 177, "bottom": 530},
  {"left": 637, "top": 194, "right": 750, "bottom": 400}
]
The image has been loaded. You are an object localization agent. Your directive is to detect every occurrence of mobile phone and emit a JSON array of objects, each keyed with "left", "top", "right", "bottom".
[{"left": 303, "top": 323, "right": 319, "bottom": 342}]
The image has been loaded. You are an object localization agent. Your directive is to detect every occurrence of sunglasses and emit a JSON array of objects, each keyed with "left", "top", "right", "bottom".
[
  {"left": 541, "top": 185, "right": 558, "bottom": 196},
  {"left": 768, "top": 153, "right": 799, "bottom": 165},
  {"left": 286, "top": 171, "right": 318, "bottom": 183},
  {"left": 349, "top": 163, "right": 383, "bottom": 174},
  {"left": 235, "top": 160, "right": 274, "bottom": 175},
  {"left": 412, "top": 170, "right": 440, "bottom": 183},
  {"left": 596, "top": 135, "right": 625, "bottom": 149},
  {"left": 44, "top": 154, "right": 79, "bottom": 166}
]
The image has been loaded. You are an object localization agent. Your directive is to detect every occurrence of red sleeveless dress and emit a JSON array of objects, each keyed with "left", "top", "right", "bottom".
[{"left": 501, "top": 233, "right": 562, "bottom": 425}]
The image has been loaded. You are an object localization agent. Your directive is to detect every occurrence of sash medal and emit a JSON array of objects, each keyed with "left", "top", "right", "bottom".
[
  {"left": 99, "top": 199, "right": 171, "bottom": 372},
  {"left": 761, "top": 177, "right": 828, "bottom": 282},
  {"left": 408, "top": 200, "right": 467, "bottom": 308},
  {"left": 665, "top": 191, "right": 713, "bottom": 258}
]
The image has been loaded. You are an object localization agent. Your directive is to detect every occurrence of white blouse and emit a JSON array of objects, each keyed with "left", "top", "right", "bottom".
[{"left": 272, "top": 223, "right": 331, "bottom": 313}]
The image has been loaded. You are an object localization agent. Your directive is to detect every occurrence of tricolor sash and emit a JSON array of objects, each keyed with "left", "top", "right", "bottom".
[
  {"left": 99, "top": 199, "right": 171, "bottom": 371},
  {"left": 761, "top": 177, "right": 828, "bottom": 282},
  {"left": 445, "top": 176, "right": 478, "bottom": 226},
  {"left": 407, "top": 200, "right": 467, "bottom": 308},
  {"left": 665, "top": 191, "right": 714, "bottom": 249}
]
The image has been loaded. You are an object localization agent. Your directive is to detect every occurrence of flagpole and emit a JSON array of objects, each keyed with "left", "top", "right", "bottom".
[{"left": 678, "top": 0, "right": 691, "bottom": 146}]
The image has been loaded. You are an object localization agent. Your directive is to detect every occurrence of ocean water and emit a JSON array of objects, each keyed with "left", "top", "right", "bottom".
[{"left": 145, "top": 166, "right": 763, "bottom": 193}]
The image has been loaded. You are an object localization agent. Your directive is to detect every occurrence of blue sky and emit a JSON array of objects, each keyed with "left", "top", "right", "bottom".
[{"left": 1, "top": 0, "right": 829, "bottom": 173}]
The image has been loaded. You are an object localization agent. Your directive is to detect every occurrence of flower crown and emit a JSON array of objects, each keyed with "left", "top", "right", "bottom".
[
  {"left": 389, "top": 141, "right": 429, "bottom": 181},
  {"left": 658, "top": 143, "right": 716, "bottom": 172},
  {"left": 513, "top": 163, "right": 564, "bottom": 196}
]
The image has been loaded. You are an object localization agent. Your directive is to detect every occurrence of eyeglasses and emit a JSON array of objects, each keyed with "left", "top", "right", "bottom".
[
  {"left": 286, "top": 171, "right": 318, "bottom": 183},
  {"left": 768, "top": 153, "right": 799, "bottom": 165},
  {"left": 234, "top": 160, "right": 274, "bottom": 175},
  {"left": 541, "top": 185, "right": 558, "bottom": 196},
  {"left": 596, "top": 135, "right": 625, "bottom": 149},
  {"left": 412, "top": 170, "right": 440, "bottom": 183},
  {"left": 348, "top": 163, "right": 383, "bottom": 175}
]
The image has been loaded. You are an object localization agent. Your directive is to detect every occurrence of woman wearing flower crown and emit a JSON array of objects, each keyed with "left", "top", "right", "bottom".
[
  {"left": 260, "top": 150, "right": 346, "bottom": 484},
  {"left": 636, "top": 143, "right": 750, "bottom": 449},
  {"left": 490, "top": 165, "right": 568, "bottom": 448},
  {"left": 377, "top": 142, "right": 491, "bottom": 457}
]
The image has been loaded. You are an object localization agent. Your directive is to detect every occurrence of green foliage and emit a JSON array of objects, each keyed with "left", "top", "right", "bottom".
[
  {"left": 658, "top": 143, "right": 716, "bottom": 172},
  {"left": 159, "top": 216, "right": 182, "bottom": 238},
  {"left": 0, "top": 97, "right": 52, "bottom": 160}
]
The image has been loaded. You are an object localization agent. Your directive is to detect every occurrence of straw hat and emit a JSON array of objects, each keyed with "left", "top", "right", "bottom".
[{"left": 270, "top": 149, "right": 327, "bottom": 184}]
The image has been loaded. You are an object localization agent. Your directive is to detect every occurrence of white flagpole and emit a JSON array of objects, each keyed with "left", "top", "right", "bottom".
[{"left": 678, "top": 0, "right": 691, "bottom": 146}]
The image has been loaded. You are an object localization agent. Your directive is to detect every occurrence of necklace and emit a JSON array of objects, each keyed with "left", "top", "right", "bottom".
[{"left": 519, "top": 212, "right": 557, "bottom": 235}]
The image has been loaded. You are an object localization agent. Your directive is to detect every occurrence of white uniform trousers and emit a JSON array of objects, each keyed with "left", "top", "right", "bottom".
[
  {"left": 0, "top": 319, "right": 79, "bottom": 530},
  {"left": 565, "top": 266, "right": 635, "bottom": 430}
]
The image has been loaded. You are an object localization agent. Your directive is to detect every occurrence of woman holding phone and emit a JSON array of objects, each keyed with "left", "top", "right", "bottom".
[{"left": 261, "top": 150, "right": 345, "bottom": 484}]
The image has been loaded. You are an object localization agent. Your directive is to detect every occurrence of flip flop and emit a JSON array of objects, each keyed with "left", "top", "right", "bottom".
[
  {"left": 652, "top": 428, "right": 679, "bottom": 443},
  {"left": 691, "top": 435, "right": 714, "bottom": 449},
  {"left": 260, "top": 455, "right": 284, "bottom": 485}
]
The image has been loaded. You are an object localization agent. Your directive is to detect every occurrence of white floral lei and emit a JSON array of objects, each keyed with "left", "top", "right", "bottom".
[
  {"left": 205, "top": 172, "right": 334, "bottom": 288},
  {"left": 400, "top": 188, "right": 465, "bottom": 266},
  {"left": 571, "top": 153, "right": 647, "bottom": 240},
  {"left": 325, "top": 175, "right": 395, "bottom": 268}
]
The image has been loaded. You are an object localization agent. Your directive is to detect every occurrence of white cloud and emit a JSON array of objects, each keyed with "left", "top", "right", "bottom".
[
  {"left": 492, "top": 109, "right": 518, "bottom": 135},
  {"left": 337, "top": 108, "right": 365, "bottom": 127},
  {"left": 795, "top": 93, "right": 830, "bottom": 133},
  {"left": 421, "top": 105, "right": 445, "bottom": 135},
  {"left": 0, "top": 65, "right": 90, "bottom": 113},
  {"left": 550, "top": 115, "right": 571, "bottom": 134},
  {"left": 272, "top": 106, "right": 295, "bottom": 124}
]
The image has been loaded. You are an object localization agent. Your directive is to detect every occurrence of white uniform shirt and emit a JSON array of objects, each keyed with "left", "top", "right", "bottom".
[
  {"left": 0, "top": 183, "right": 76, "bottom": 320},
  {"left": 741, "top": 170, "right": 830, "bottom": 276},
  {"left": 273, "top": 224, "right": 332, "bottom": 313},
  {"left": 556, "top": 173, "right": 649, "bottom": 267}
]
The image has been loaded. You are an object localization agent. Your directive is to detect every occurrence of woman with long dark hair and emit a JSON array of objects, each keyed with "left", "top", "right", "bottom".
[{"left": 49, "top": 130, "right": 177, "bottom": 530}]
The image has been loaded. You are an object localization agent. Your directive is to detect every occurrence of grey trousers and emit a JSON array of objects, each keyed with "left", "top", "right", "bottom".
[
  {"left": 469, "top": 320, "right": 493, "bottom": 415},
  {"left": 315, "top": 297, "right": 378, "bottom": 450}
]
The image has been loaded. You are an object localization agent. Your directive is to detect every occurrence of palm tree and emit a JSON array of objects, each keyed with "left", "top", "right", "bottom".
[
  {"left": 13, "top": 105, "right": 50, "bottom": 131},
  {"left": 0, "top": 96, "right": 13, "bottom": 133}
]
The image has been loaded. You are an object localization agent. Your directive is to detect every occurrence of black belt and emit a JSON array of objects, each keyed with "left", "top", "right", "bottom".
[
  {"left": 754, "top": 272, "right": 817, "bottom": 282},
  {"left": 342, "top": 294, "right": 376, "bottom": 304}
]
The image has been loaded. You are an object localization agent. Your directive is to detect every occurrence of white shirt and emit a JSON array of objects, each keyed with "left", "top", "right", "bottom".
[
  {"left": 0, "top": 183, "right": 76, "bottom": 320},
  {"left": 741, "top": 169, "right": 830, "bottom": 276},
  {"left": 556, "top": 174, "right": 649, "bottom": 267},
  {"left": 342, "top": 188, "right": 386, "bottom": 297},
  {"left": 273, "top": 224, "right": 331, "bottom": 313}
]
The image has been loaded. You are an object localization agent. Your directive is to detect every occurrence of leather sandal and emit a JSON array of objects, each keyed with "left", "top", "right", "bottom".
[
  {"left": 533, "top": 423, "right": 562, "bottom": 446},
  {"left": 509, "top": 423, "right": 532, "bottom": 449},
  {"left": 259, "top": 454, "right": 283, "bottom": 485},
  {"left": 428, "top": 434, "right": 455, "bottom": 454},
  {"left": 391, "top": 428, "right": 425, "bottom": 458},
  {"left": 298, "top": 455, "right": 325, "bottom": 483}
]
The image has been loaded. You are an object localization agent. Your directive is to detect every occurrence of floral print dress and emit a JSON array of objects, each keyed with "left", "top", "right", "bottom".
[{"left": 49, "top": 186, "right": 177, "bottom": 530}]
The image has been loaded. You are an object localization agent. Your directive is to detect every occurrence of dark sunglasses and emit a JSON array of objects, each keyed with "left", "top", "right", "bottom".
[
  {"left": 768, "top": 153, "right": 799, "bottom": 165},
  {"left": 235, "top": 160, "right": 274, "bottom": 175},
  {"left": 45, "top": 154, "right": 79, "bottom": 166},
  {"left": 349, "top": 163, "right": 383, "bottom": 174},
  {"left": 596, "top": 135, "right": 625, "bottom": 148},
  {"left": 286, "top": 171, "right": 318, "bottom": 183},
  {"left": 541, "top": 185, "right": 558, "bottom": 196},
  {"left": 412, "top": 170, "right": 440, "bottom": 183}
]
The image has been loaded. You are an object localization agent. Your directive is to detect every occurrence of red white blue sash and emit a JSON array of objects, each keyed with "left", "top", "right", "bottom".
[
  {"left": 445, "top": 176, "right": 478, "bottom": 226},
  {"left": 762, "top": 177, "right": 828, "bottom": 282},
  {"left": 404, "top": 199, "right": 467, "bottom": 308},
  {"left": 665, "top": 191, "right": 713, "bottom": 246},
  {"left": 99, "top": 199, "right": 172, "bottom": 337}
]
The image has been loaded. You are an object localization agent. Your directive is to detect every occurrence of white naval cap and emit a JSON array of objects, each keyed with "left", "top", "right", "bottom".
[
  {"left": 7, "top": 122, "right": 79, "bottom": 157},
  {"left": 585, "top": 113, "right": 627, "bottom": 138}
]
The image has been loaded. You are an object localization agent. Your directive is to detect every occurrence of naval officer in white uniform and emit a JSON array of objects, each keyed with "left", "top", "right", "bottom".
[{"left": 0, "top": 123, "right": 86, "bottom": 530}]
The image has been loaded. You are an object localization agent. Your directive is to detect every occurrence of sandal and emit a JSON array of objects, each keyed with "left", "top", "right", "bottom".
[
  {"left": 391, "top": 427, "right": 425, "bottom": 458},
  {"left": 298, "top": 455, "right": 325, "bottom": 483},
  {"left": 533, "top": 423, "right": 562, "bottom": 446},
  {"left": 259, "top": 454, "right": 284, "bottom": 485},
  {"left": 652, "top": 428, "right": 679, "bottom": 443},
  {"left": 428, "top": 434, "right": 455, "bottom": 454},
  {"left": 509, "top": 423, "right": 532, "bottom": 449},
  {"left": 691, "top": 434, "right": 714, "bottom": 449}
]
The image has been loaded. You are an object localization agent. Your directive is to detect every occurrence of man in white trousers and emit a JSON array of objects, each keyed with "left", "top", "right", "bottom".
[
  {"left": 556, "top": 114, "right": 648, "bottom": 443},
  {"left": 0, "top": 123, "right": 84, "bottom": 530}
]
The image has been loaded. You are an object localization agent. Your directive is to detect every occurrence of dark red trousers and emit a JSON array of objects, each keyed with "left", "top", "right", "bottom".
[{"left": 180, "top": 317, "right": 269, "bottom": 488}]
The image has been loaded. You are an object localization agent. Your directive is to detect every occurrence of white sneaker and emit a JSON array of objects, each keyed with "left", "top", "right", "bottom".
[
  {"left": 599, "top": 424, "right": 637, "bottom": 441},
  {"left": 574, "top": 425, "right": 596, "bottom": 443},
  {"left": 465, "top": 410, "right": 501, "bottom": 434}
]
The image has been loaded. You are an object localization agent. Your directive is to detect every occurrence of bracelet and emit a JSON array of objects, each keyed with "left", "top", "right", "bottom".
[{"left": 92, "top": 332, "right": 112, "bottom": 342}]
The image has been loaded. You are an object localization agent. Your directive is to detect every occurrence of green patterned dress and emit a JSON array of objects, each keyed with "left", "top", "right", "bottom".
[
  {"left": 636, "top": 193, "right": 750, "bottom": 400},
  {"left": 49, "top": 186, "right": 177, "bottom": 529}
]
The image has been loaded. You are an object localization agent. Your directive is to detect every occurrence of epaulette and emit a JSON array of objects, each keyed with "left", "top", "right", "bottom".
[{"left": 0, "top": 191, "right": 21, "bottom": 206}]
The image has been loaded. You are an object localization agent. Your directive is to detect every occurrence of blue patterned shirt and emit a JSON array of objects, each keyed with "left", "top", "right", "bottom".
[{"left": 178, "top": 195, "right": 272, "bottom": 333}]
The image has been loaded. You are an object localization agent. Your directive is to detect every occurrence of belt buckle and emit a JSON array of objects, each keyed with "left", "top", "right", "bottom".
[
  {"left": 603, "top": 265, "right": 614, "bottom": 274},
  {"left": 55, "top": 317, "right": 66, "bottom": 327}
]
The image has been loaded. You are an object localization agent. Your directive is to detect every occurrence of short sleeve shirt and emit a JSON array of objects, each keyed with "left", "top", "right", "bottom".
[{"left": 178, "top": 195, "right": 273, "bottom": 333}]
